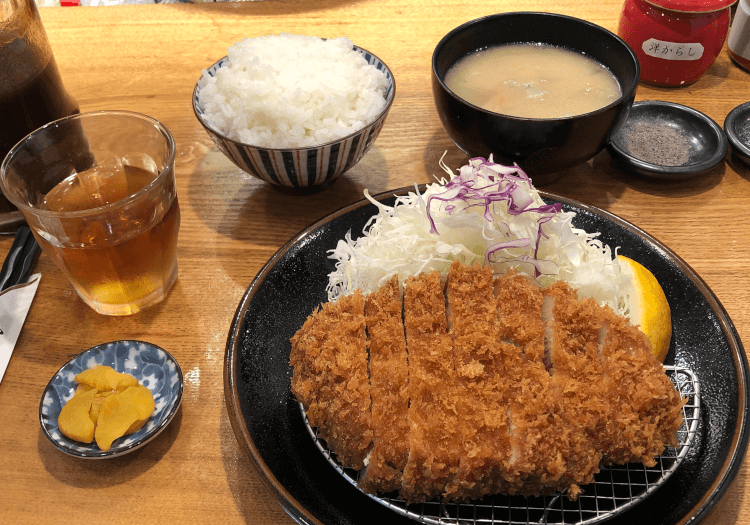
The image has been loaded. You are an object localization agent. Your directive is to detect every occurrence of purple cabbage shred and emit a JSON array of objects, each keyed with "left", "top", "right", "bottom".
[{"left": 425, "top": 157, "right": 562, "bottom": 276}]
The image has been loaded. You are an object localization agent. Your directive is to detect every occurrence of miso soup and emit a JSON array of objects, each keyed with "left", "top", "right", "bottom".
[{"left": 444, "top": 44, "right": 622, "bottom": 119}]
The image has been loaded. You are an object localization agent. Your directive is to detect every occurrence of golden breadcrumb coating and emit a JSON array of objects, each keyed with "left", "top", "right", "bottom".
[
  {"left": 495, "top": 272, "right": 588, "bottom": 496},
  {"left": 444, "top": 261, "right": 512, "bottom": 502},
  {"left": 289, "top": 290, "right": 373, "bottom": 469},
  {"left": 542, "top": 282, "right": 608, "bottom": 489},
  {"left": 359, "top": 276, "right": 410, "bottom": 495},
  {"left": 289, "top": 261, "right": 685, "bottom": 504},
  {"left": 495, "top": 270, "right": 546, "bottom": 365},
  {"left": 597, "top": 307, "right": 685, "bottom": 466},
  {"left": 400, "top": 271, "right": 462, "bottom": 503}
]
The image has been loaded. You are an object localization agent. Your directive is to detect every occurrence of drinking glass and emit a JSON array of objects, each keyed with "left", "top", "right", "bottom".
[{"left": 0, "top": 111, "right": 180, "bottom": 316}]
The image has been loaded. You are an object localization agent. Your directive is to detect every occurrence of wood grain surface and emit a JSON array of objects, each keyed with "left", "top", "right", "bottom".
[{"left": 1, "top": 0, "right": 749, "bottom": 523}]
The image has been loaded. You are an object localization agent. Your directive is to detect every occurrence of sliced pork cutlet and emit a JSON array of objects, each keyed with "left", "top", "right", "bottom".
[
  {"left": 493, "top": 272, "right": 573, "bottom": 497},
  {"left": 359, "top": 275, "right": 410, "bottom": 495},
  {"left": 289, "top": 290, "right": 373, "bottom": 470},
  {"left": 597, "top": 307, "right": 684, "bottom": 466},
  {"left": 400, "top": 271, "right": 462, "bottom": 503},
  {"left": 495, "top": 271, "right": 546, "bottom": 365},
  {"left": 443, "top": 261, "right": 512, "bottom": 502},
  {"left": 541, "top": 282, "right": 608, "bottom": 496}
]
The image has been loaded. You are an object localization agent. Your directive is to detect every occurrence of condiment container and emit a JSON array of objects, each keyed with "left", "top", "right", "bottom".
[
  {"left": 618, "top": 0, "right": 737, "bottom": 86},
  {"left": 728, "top": 0, "right": 750, "bottom": 71}
]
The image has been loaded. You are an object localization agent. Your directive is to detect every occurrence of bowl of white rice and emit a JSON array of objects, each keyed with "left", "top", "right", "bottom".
[{"left": 193, "top": 34, "right": 395, "bottom": 195}]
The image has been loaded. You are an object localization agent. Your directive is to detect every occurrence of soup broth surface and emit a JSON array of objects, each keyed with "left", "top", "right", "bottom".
[{"left": 444, "top": 44, "right": 622, "bottom": 119}]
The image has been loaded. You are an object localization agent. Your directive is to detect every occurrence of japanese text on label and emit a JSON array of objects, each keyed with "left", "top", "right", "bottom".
[{"left": 642, "top": 39, "right": 704, "bottom": 61}]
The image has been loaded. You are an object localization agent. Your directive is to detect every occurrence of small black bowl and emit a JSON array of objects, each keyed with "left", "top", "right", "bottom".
[
  {"left": 432, "top": 12, "right": 639, "bottom": 182},
  {"left": 724, "top": 101, "right": 750, "bottom": 168},
  {"left": 608, "top": 101, "right": 728, "bottom": 180}
]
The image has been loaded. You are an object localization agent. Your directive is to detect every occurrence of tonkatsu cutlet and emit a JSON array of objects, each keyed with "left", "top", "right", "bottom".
[
  {"left": 542, "top": 282, "right": 609, "bottom": 494},
  {"left": 444, "top": 261, "right": 512, "bottom": 501},
  {"left": 597, "top": 308, "right": 684, "bottom": 466},
  {"left": 494, "top": 273, "right": 584, "bottom": 497},
  {"left": 289, "top": 261, "right": 685, "bottom": 504},
  {"left": 400, "top": 271, "right": 462, "bottom": 503},
  {"left": 494, "top": 271, "right": 546, "bottom": 365},
  {"left": 359, "top": 276, "right": 410, "bottom": 495},
  {"left": 289, "top": 290, "right": 373, "bottom": 469}
]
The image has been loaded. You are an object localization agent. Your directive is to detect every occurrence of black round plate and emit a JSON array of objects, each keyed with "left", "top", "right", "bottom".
[{"left": 225, "top": 187, "right": 749, "bottom": 525}]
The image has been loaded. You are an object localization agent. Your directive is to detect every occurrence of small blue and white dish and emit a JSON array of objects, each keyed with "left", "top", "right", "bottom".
[
  {"left": 192, "top": 45, "right": 395, "bottom": 196},
  {"left": 39, "top": 340, "right": 183, "bottom": 459}
]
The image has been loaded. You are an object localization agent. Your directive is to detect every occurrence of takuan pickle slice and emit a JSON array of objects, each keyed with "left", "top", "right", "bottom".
[
  {"left": 75, "top": 365, "right": 139, "bottom": 392},
  {"left": 57, "top": 366, "right": 156, "bottom": 451},
  {"left": 95, "top": 385, "right": 156, "bottom": 451},
  {"left": 58, "top": 388, "right": 98, "bottom": 443}
]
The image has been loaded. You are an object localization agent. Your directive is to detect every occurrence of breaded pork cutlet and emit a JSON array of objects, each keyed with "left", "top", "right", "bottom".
[
  {"left": 443, "top": 261, "right": 512, "bottom": 502},
  {"left": 400, "top": 271, "right": 462, "bottom": 503},
  {"left": 289, "top": 290, "right": 373, "bottom": 469},
  {"left": 542, "top": 282, "right": 607, "bottom": 496},
  {"left": 493, "top": 273, "right": 574, "bottom": 496},
  {"left": 359, "top": 276, "right": 410, "bottom": 495},
  {"left": 290, "top": 261, "right": 686, "bottom": 504},
  {"left": 597, "top": 308, "right": 684, "bottom": 466},
  {"left": 494, "top": 271, "right": 546, "bottom": 365}
]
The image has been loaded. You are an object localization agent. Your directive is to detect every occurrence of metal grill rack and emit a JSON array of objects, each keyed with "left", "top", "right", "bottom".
[{"left": 302, "top": 365, "right": 700, "bottom": 525}]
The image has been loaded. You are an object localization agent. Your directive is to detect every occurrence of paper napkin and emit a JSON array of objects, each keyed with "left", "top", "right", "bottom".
[{"left": 0, "top": 273, "right": 41, "bottom": 385}]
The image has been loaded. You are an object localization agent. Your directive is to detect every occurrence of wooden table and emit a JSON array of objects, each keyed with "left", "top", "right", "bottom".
[{"left": 1, "top": 0, "right": 749, "bottom": 522}]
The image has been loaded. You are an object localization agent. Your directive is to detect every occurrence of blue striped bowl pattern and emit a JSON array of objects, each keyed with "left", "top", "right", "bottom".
[
  {"left": 39, "top": 340, "right": 183, "bottom": 459},
  {"left": 193, "top": 46, "right": 395, "bottom": 193}
]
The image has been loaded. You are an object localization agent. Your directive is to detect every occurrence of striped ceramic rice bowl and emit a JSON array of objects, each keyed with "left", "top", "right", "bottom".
[{"left": 192, "top": 44, "right": 395, "bottom": 195}]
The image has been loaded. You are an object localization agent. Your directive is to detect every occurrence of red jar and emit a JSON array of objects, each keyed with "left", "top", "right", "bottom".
[{"left": 618, "top": 0, "right": 736, "bottom": 87}]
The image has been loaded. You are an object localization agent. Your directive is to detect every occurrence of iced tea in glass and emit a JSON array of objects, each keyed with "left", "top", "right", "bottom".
[{"left": 0, "top": 111, "right": 180, "bottom": 315}]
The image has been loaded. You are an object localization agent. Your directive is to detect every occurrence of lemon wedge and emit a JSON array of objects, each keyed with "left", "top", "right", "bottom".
[{"left": 617, "top": 255, "right": 672, "bottom": 362}]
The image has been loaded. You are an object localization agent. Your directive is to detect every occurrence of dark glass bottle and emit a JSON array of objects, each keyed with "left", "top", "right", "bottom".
[{"left": 0, "top": 0, "right": 79, "bottom": 212}]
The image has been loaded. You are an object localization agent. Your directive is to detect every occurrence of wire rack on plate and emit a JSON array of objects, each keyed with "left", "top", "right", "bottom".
[{"left": 301, "top": 365, "right": 700, "bottom": 525}]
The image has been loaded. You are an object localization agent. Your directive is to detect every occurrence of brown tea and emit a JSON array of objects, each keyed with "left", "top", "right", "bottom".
[{"left": 38, "top": 164, "right": 180, "bottom": 316}]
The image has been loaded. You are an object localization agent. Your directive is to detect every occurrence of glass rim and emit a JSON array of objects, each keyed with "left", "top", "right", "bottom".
[{"left": 0, "top": 110, "right": 177, "bottom": 219}]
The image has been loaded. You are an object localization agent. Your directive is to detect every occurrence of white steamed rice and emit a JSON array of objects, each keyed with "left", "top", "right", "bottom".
[{"left": 198, "top": 34, "right": 389, "bottom": 149}]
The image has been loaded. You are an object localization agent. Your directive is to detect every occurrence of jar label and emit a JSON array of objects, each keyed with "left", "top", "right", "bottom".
[{"left": 641, "top": 39, "right": 704, "bottom": 61}]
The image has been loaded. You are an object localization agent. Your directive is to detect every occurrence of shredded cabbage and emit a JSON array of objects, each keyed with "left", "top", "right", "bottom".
[{"left": 326, "top": 156, "right": 632, "bottom": 317}]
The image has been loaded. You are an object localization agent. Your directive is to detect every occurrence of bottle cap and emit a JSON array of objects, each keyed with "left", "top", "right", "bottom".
[{"left": 645, "top": 0, "right": 736, "bottom": 13}]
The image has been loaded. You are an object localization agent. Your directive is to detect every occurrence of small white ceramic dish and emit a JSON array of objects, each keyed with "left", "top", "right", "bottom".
[{"left": 39, "top": 340, "right": 183, "bottom": 459}]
